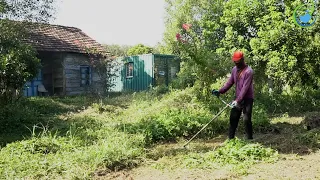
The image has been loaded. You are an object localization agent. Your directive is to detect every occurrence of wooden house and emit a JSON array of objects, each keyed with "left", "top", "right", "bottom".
[{"left": 21, "top": 22, "right": 107, "bottom": 96}]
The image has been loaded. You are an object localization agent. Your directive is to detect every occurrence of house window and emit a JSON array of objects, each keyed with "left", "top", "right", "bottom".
[
  {"left": 80, "top": 66, "right": 91, "bottom": 86},
  {"left": 126, "top": 62, "right": 134, "bottom": 78}
]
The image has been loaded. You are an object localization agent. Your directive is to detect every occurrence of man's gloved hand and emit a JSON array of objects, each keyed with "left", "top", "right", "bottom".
[
  {"left": 212, "top": 90, "right": 220, "bottom": 97},
  {"left": 230, "top": 100, "right": 238, "bottom": 108}
]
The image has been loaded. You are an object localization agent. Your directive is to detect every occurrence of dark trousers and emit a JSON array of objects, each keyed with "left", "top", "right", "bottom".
[{"left": 229, "top": 98, "right": 254, "bottom": 139}]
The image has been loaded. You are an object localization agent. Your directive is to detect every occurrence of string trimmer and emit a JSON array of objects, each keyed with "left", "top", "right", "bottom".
[{"left": 182, "top": 96, "right": 233, "bottom": 148}]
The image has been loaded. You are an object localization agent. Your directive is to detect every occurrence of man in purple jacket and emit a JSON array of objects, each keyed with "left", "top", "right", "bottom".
[{"left": 212, "top": 51, "right": 254, "bottom": 140}]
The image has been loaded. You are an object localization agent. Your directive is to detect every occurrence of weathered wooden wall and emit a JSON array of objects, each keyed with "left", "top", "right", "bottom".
[
  {"left": 39, "top": 52, "right": 64, "bottom": 95},
  {"left": 36, "top": 51, "right": 104, "bottom": 96},
  {"left": 63, "top": 53, "right": 103, "bottom": 95}
]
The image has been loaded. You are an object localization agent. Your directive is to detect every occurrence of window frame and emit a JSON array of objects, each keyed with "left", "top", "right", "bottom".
[
  {"left": 126, "top": 62, "right": 134, "bottom": 78},
  {"left": 80, "top": 65, "right": 92, "bottom": 87}
]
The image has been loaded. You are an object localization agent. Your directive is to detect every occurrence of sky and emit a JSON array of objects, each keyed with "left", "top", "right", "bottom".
[{"left": 53, "top": 0, "right": 166, "bottom": 47}]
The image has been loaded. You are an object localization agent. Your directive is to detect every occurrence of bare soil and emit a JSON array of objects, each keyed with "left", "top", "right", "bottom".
[{"left": 94, "top": 117, "right": 320, "bottom": 180}]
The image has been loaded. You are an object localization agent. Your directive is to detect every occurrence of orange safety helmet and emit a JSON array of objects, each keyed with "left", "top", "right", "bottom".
[{"left": 232, "top": 51, "right": 244, "bottom": 62}]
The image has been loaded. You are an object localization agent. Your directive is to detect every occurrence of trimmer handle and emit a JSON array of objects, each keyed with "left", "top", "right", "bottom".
[{"left": 217, "top": 96, "right": 234, "bottom": 108}]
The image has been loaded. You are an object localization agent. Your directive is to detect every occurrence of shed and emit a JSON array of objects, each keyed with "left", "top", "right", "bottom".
[
  {"left": 110, "top": 54, "right": 180, "bottom": 92},
  {"left": 21, "top": 21, "right": 108, "bottom": 96}
]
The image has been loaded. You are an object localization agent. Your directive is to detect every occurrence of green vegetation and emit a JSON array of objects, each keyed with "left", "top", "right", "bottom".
[
  {"left": 152, "top": 138, "right": 278, "bottom": 175},
  {"left": 0, "top": 0, "right": 57, "bottom": 104},
  {"left": 127, "top": 44, "right": 154, "bottom": 56},
  {"left": 0, "top": 86, "right": 319, "bottom": 179},
  {"left": 1, "top": 0, "right": 320, "bottom": 179}
]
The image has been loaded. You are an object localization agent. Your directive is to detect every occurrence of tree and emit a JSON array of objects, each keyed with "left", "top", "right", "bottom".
[
  {"left": 163, "top": 0, "right": 320, "bottom": 93},
  {"left": 1, "top": 0, "right": 57, "bottom": 22},
  {"left": 0, "top": 0, "right": 57, "bottom": 104},
  {"left": 221, "top": 0, "right": 320, "bottom": 91},
  {"left": 153, "top": 42, "right": 166, "bottom": 54},
  {"left": 0, "top": 20, "right": 40, "bottom": 103},
  {"left": 127, "top": 44, "right": 154, "bottom": 56},
  {"left": 104, "top": 44, "right": 132, "bottom": 57},
  {"left": 163, "top": 0, "right": 227, "bottom": 91}
]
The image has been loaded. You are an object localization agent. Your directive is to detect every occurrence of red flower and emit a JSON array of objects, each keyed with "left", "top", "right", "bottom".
[
  {"left": 182, "top": 23, "right": 192, "bottom": 30},
  {"left": 176, "top": 33, "right": 188, "bottom": 44},
  {"left": 176, "top": 33, "right": 182, "bottom": 40}
]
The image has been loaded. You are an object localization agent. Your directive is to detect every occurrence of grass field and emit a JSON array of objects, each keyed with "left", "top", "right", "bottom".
[{"left": 0, "top": 88, "right": 319, "bottom": 179}]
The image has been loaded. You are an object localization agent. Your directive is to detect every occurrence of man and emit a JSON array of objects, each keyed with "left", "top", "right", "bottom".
[{"left": 212, "top": 50, "right": 254, "bottom": 140}]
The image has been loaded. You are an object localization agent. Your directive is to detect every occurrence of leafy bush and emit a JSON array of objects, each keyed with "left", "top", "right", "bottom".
[
  {"left": 169, "top": 61, "right": 197, "bottom": 89},
  {"left": 151, "top": 84, "right": 169, "bottom": 96},
  {"left": 0, "top": 20, "right": 42, "bottom": 104},
  {"left": 255, "top": 87, "right": 320, "bottom": 116},
  {"left": 251, "top": 102, "right": 271, "bottom": 132}
]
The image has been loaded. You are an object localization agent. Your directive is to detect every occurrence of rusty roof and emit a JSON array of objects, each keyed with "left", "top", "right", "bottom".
[{"left": 22, "top": 22, "right": 106, "bottom": 54}]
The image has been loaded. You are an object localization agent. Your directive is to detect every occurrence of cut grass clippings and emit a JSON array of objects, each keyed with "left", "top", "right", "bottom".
[{"left": 152, "top": 138, "right": 279, "bottom": 176}]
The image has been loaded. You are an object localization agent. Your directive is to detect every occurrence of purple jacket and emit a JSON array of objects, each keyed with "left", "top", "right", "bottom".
[{"left": 219, "top": 65, "right": 254, "bottom": 102}]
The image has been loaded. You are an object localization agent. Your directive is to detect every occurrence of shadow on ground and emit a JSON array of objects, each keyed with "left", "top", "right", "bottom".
[
  {"left": 145, "top": 122, "right": 320, "bottom": 160},
  {"left": 0, "top": 95, "right": 126, "bottom": 146},
  {"left": 252, "top": 122, "right": 320, "bottom": 155}
]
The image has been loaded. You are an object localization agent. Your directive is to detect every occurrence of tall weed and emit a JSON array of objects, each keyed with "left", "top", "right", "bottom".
[
  {"left": 118, "top": 88, "right": 229, "bottom": 144},
  {"left": 0, "top": 127, "right": 145, "bottom": 179}
]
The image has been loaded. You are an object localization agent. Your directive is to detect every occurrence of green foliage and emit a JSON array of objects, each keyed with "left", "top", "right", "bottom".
[
  {"left": 211, "top": 138, "right": 278, "bottom": 165},
  {"left": 122, "top": 105, "right": 227, "bottom": 144},
  {"left": 0, "top": 96, "right": 99, "bottom": 146},
  {"left": 0, "top": 96, "right": 146, "bottom": 179},
  {"left": 150, "top": 84, "right": 169, "bottom": 96},
  {"left": 1, "top": 0, "right": 58, "bottom": 22},
  {"left": 0, "top": 90, "right": 317, "bottom": 178},
  {"left": 0, "top": 129, "right": 145, "bottom": 179},
  {"left": 0, "top": 24, "right": 41, "bottom": 103},
  {"left": 254, "top": 86, "right": 320, "bottom": 115},
  {"left": 153, "top": 42, "right": 167, "bottom": 54},
  {"left": 0, "top": 0, "right": 57, "bottom": 104},
  {"left": 169, "top": 61, "right": 197, "bottom": 89},
  {"left": 104, "top": 44, "right": 132, "bottom": 57},
  {"left": 251, "top": 102, "right": 271, "bottom": 132},
  {"left": 153, "top": 138, "right": 278, "bottom": 175},
  {"left": 117, "top": 88, "right": 229, "bottom": 144},
  {"left": 127, "top": 44, "right": 154, "bottom": 56},
  {"left": 163, "top": 0, "right": 320, "bottom": 93}
]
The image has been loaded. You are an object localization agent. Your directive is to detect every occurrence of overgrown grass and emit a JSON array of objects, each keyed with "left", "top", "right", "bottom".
[
  {"left": 117, "top": 88, "right": 229, "bottom": 144},
  {"left": 0, "top": 85, "right": 319, "bottom": 179},
  {"left": 0, "top": 120, "right": 146, "bottom": 179},
  {"left": 116, "top": 87, "right": 272, "bottom": 145}
]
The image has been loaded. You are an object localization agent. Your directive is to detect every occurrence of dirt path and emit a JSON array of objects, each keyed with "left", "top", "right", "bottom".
[
  {"left": 96, "top": 151, "right": 320, "bottom": 180},
  {"left": 95, "top": 127, "right": 320, "bottom": 180},
  {"left": 243, "top": 152, "right": 320, "bottom": 180}
]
